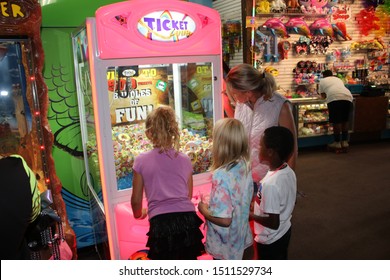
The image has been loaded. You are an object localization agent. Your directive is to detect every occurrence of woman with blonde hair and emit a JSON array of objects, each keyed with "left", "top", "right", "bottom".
[
  {"left": 131, "top": 105, "right": 204, "bottom": 260},
  {"left": 225, "top": 63, "right": 297, "bottom": 192},
  {"left": 198, "top": 118, "right": 253, "bottom": 260}
]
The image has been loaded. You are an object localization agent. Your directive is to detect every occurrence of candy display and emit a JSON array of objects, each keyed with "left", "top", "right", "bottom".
[
  {"left": 297, "top": 103, "right": 333, "bottom": 136},
  {"left": 87, "top": 124, "right": 213, "bottom": 190}
]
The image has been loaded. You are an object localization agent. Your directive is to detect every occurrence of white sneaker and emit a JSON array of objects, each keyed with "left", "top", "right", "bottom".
[
  {"left": 328, "top": 142, "right": 342, "bottom": 149},
  {"left": 341, "top": 141, "right": 349, "bottom": 148}
]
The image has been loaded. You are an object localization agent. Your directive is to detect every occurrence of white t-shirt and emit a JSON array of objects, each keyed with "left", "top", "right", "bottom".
[
  {"left": 254, "top": 164, "right": 297, "bottom": 244},
  {"left": 318, "top": 76, "right": 353, "bottom": 104}
]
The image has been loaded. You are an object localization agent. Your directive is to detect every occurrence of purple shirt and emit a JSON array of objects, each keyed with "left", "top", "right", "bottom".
[{"left": 133, "top": 148, "right": 195, "bottom": 219}]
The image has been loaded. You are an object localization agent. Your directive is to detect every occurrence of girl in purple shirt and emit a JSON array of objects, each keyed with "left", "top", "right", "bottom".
[{"left": 131, "top": 106, "right": 204, "bottom": 260}]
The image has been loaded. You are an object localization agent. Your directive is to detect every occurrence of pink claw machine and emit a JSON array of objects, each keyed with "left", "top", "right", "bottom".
[{"left": 72, "top": 0, "right": 223, "bottom": 259}]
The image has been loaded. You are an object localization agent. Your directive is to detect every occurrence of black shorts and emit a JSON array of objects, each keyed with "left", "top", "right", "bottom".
[
  {"left": 146, "top": 211, "right": 205, "bottom": 260},
  {"left": 327, "top": 100, "right": 352, "bottom": 124}
]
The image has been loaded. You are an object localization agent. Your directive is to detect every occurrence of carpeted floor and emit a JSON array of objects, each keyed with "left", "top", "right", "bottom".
[{"left": 289, "top": 140, "right": 390, "bottom": 260}]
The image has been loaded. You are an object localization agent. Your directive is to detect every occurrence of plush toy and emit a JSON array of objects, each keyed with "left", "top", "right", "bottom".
[
  {"left": 301, "top": 0, "right": 330, "bottom": 13},
  {"left": 288, "top": 0, "right": 300, "bottom": 10},
  {"left": 265, "top": 66, "right": 280, "bottom": 76},
  {"left": 299, "top": 0, "right": 311, "bottom": 8},
  {"left": 257, "top": 0, "right": 271, "bottom": 14},
  {"left": 311, "top": 0, "right": 329, "bottom": 9},
  {"left": 271, "top": 0, "right": 287, "bottom": 13}
]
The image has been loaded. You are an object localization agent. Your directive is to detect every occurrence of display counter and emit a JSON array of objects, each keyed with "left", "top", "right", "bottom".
[
  {"left": 291, "top": 98, "right": 332, "bottom": 138},
  {"left": 291, "top": 95, "right": 390, "bottom": 146},
  {"left": 291, "top": 97, "right": 354, "bottom": 148},
  {"left": 351, "top": 95, "right": 389, "bottom": 142}
]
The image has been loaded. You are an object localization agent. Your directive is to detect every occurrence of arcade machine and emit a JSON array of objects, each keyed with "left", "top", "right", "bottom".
[
  {"left": 0, "top": 0, "right": 76, "bottom": 258},
  {"left": 72, "top": 0, "right": 223, "bottom": 259}
]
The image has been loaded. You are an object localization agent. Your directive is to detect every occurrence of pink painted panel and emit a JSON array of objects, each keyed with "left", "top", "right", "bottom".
[{"left": 115, "top": 182, "right": 212, "bottom": 259}]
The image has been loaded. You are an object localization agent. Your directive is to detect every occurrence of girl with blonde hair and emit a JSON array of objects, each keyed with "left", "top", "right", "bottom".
[
  {"left": 131, "top": 105, "right": 204, "bottom": 260},
  {"left": 198, "top": 118, "right": 253, "bottom": 260}
]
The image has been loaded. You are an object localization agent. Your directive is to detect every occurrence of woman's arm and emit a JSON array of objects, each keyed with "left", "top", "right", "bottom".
[
  {"left": 279, "top": 102, "right": 298, "bottom": 170},
  {"left": 131, "top": 170, "right": 146, "bottom": 219}
]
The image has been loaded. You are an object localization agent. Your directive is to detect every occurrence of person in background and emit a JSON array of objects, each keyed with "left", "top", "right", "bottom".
[
  {"left": 225, "top": 63, "right": 297, "bottom": 192},
  {"left": 250, "top": 126, "right": 297, "bottom": 260},
  {"left": 198, "top": 118, "right": 253, "bottom": 260},
  {"left": 131, "top": 105, "right": 204, "bottom": 260},
  {"left": 0, "top": 154, "right": 40, "bottom": 259},
  {"left": 318, "top": 70, "right": 353, "bottom": 150}
]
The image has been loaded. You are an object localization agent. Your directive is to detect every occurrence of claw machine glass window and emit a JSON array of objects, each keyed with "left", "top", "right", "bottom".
[{"left": 73, "top": 0, "right": 222, "bottom": 259}]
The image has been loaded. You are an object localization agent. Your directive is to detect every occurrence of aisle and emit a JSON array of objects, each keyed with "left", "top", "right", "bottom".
[{"left": 289, "top": 140, "right": 390, "bottom": 259}]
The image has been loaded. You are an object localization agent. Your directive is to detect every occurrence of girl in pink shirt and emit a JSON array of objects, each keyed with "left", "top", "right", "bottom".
[{"left": 131, "top": 106, "right": 204, "bottom": 259}]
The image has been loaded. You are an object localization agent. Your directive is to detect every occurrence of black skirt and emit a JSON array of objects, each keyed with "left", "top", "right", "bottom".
[{"left": 146, "top": 211, "right": 205, "bottom": 260}]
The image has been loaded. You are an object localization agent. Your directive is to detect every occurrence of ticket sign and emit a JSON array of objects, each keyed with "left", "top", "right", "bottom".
[
  {"left": 95, "top": 0, "right": 221, "bottom": 59},
  {"left": 137, "top": 11, "right": 196, "bottom": 42}
]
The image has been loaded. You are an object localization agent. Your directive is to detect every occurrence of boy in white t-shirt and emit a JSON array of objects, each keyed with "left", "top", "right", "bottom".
[{"left": 250, "top": 126, "right": 297, "bottom": 260}]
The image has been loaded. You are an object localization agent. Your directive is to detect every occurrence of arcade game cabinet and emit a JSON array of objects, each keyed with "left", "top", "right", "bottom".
[
  {"left": 0, "top": 0, "right": 76, "bottom": 258},
  {"left": 73, "top": 0, "right": 223, "bottom": 259}
]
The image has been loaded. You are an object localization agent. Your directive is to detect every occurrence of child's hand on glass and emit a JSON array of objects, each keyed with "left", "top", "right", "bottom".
[{"left": 200, "top": 193, "right": 210, "bottom": 205}]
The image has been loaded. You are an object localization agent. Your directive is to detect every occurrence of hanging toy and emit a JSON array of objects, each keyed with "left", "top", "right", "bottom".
[
  {"left": 331, "top": 22, "right": 352, "bottom": 40},
  {"left": 269, "top": 34, "right": 280, "bottom": 62},
  {"left": 309, "top": 18, "right": 334, "bottom": 37},
  {"left": 256, "top": 30, "right": 272, "bottom": 62},
  {"left": 278, "top": 41, "right": 291, "bottom": 59},
  {"left": 262, "top": 17, "right": 290, "bottom": 38},
  {"left": 355, "top": 8, "right": 380, "bottom": 36},
  {"left": 285, "top": 17, "right": 311, "bottom": 37},
  {"left": 294, "top": 36, "right": 310, "bottom": 55},
  {"left": 340, "top": 48, "right": 351, "bottom": 61},
  {"left": 265, "top": 66, "right": 279, "bottom": 76},
  {"left": 325, "top": 51, "right": 336, "bottom": 63}
]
